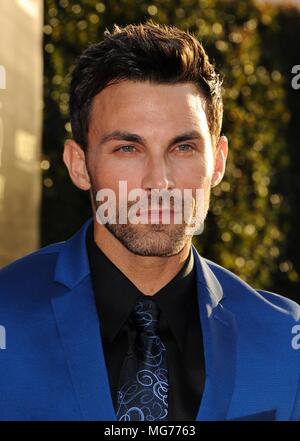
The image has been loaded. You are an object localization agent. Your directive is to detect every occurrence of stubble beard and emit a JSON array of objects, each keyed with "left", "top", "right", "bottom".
[
  {"left": 105, "top": 219, "right": 191, "bottom": 257},
  {"left": 89, "top": 181, "right": 210, "bottom": 257}
]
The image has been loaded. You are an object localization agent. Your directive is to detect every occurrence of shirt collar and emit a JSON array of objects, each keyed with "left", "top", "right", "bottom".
[
  {"left": 153, "top": 249, "right": 195, "bottom": 352},
  {"left": 86, "top": 222, "right": 196, "bottom": 352}
]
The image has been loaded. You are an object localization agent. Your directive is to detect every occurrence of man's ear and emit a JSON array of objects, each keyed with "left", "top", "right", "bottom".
[
  {"left": 211, "top": 135, "right": 228, "bottom": 188},
  {"left": 63, "top": 139, "right": 91, "bottom": 191}
]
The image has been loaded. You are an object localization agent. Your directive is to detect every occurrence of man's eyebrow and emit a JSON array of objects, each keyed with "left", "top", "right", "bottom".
[
  {"left": 99, "top": 130, "right": 145, "bottom": 146},
  {"left": 98, "top": 130, "right": 205, "bottom": 147}
]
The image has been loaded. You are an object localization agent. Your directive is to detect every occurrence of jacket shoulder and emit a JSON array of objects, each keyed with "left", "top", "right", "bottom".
[
  {"left": 203, "top": 257, "right": 300, "bottom": 319},
  {"left": 0, "top": 241, "right": 65, "bottom": 290}
]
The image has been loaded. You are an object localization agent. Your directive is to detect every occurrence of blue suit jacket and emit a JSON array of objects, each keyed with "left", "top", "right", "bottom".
[{"left": 0, "top": 218, "right": 300, "bottom": 421}]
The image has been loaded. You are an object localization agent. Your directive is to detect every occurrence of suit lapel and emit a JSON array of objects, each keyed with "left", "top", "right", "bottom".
[
  {"left": 192, "top": 247, "right": 237, "bottom": 420},
  {"left": 51, "top": 219, "right": 116, "bottom": 421}
]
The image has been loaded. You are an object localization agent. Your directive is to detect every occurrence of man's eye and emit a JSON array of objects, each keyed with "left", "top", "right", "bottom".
[
  {"left": 176, "top": 144, "right": 193, "bottom": 152},
  {"left": 115, "top": 145, "right": 137, "bottom": 153}
]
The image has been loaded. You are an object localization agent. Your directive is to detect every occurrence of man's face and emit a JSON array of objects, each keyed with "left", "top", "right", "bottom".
[{"left": 68, "top": 80, "right": 227, "bottom": 257}]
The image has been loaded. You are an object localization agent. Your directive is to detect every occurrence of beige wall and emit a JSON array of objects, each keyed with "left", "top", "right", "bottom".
[{"left": 0, "top": 0, "right": 43, "bottom": 267}]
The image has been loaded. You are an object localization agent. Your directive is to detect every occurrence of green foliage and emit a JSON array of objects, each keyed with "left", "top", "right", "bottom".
[{"left": 42, "top": 0, "right": 300, "bottom": 300}]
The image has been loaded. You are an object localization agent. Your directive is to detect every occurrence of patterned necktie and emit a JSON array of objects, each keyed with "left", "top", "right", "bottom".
[{"left": 116, "top": 298, "right": 168, "bottom": 421}]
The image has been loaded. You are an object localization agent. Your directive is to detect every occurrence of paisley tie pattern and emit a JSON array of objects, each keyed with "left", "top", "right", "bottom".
[{"left": 116, "top": 298, "right": 168, "bottom": 421}]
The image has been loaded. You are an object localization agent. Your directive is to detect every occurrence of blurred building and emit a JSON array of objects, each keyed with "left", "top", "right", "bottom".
[{"left": 0, "top": 0, "right": 43, "bottom": 267}]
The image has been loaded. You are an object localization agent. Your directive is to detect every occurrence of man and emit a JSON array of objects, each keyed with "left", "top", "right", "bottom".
[{"left": 0, "top": 21, "right": 300, "bottom": 422}]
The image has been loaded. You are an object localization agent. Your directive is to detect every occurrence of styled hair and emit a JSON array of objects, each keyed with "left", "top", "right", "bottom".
[{"left": 69, "top": 20, "right": 223, "bottom": 150}]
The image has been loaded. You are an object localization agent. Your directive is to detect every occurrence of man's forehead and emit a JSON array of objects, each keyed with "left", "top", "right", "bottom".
[
  {"left": 87, "top": 82, "right": 210, "bottom": 148},
  {"left": 89, "top": 80, "right": 208, "bottom": 136},
  {"left": 91, "top": 80, "right": 206, "bottom": 111}
]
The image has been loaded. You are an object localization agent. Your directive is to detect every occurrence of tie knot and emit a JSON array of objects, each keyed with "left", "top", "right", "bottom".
[{"left": 131, "top": 298, "right": 160, "bottom": 333}]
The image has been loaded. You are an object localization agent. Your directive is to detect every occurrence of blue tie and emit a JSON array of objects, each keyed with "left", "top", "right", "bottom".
[{"left": 116, "top": 298, "right": 168, "bottom": 421}]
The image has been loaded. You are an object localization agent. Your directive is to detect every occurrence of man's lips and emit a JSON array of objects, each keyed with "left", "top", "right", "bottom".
[
  {"left": 138, "top": 208, "right": 182, "bottom": 222},
  {"left": 139, "top": 208, "right": 176, "bottom": 215}
]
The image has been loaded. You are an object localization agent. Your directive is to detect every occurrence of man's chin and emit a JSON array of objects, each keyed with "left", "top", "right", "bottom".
[{"left": 104, "top": 223, "right": 189, "bottom": 257}]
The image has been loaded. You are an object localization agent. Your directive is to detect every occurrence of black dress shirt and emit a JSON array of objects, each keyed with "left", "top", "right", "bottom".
[{"left": 86, "top": 222, "right": 205, "bottom": 420}]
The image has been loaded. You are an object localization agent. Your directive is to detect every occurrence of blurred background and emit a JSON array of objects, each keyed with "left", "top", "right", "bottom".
[{"left": 0, "top": 0, "right": 299, "bottom": 302}]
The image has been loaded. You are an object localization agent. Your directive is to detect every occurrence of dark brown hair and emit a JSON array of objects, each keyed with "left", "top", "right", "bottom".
[{"left": 70, "top": 20, "right": 223, "bottom": 150}]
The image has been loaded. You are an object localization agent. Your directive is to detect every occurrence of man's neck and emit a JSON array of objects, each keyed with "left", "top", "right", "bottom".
[{"left": 93, "top": 222, "right": 192, "bottom": 296}]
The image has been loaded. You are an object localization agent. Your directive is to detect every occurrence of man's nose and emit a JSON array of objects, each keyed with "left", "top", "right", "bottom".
[{"left": 141, "top": 156, "right": 175, "bottom": 191}]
